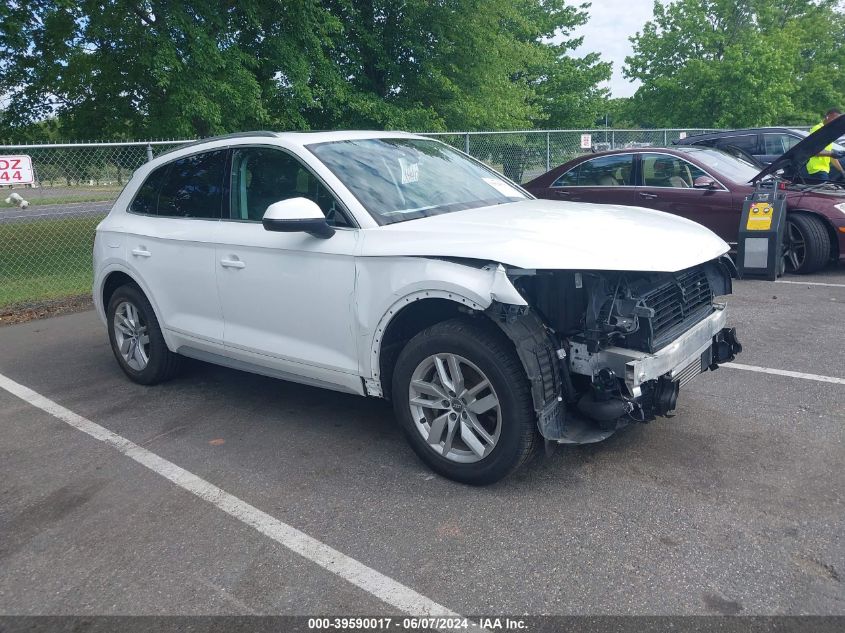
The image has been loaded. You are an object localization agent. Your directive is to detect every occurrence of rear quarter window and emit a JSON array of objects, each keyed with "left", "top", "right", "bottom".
[
  {"left": 551, "top": 165, "right": 580, "bottom": 187},
  {"left": 129, "top": 164, "right": 170, "bottom": 215}
]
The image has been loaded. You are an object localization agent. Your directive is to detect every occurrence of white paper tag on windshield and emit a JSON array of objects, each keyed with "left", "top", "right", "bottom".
[
  {"left": 399, "top": 158, "right": 419, "bottom": 184},
  {"left": 483, "top": 177, "right": 522, "bottom": 198}
]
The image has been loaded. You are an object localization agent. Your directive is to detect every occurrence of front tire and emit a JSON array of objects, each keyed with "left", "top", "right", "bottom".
[
  {"left": 784, "top": 214, "right": 831, "bottom": 274},
  {"left": 107, "top": 284, "right": 180, "bottom": 385},
  {"left": 392, "top": 318, "right": 539, "bottom": 485}
]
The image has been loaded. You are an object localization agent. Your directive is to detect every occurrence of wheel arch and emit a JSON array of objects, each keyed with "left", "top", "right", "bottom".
[
  {"left": 370, "top": 290, "right": 565, "bottom": 442},
  {"left": 102, "top": 270, "right": 138, "bottom": 311},
  {"left": 98, "top": 266, "right": 174, "bottom": 349},
  {"left": 359, "top": 258, "right": 528, "bottom": 397},
  {"left": 376, "top": 295, "right": 567, "bottom": 445},
  {"left": 370, "top": 292, "right": 489, "bottom": 399}
]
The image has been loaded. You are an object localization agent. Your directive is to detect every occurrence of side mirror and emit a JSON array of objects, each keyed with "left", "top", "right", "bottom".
[
  {"left": 693, "top": 176, "right": 718, "bottom": 189},
  {"left": 262, "top": 198, "right": 335, "bottom": 239}
]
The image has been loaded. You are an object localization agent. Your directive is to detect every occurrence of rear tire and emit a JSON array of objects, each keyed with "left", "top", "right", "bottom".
[
  {"left": 784, "top": 214, "right": 831, "bottom": 274},
  {"left": 107, "top": 284, "right": 181, "bottom": 385},
  {"left": 391, "top": 318, "right": 540, "bottom": 485}
]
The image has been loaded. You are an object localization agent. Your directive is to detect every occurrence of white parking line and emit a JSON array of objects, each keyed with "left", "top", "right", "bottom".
[
  {"left": 0, "top": 371, "right": 472, "bottom": 624},
  {"left": 724, "top": 363, "right": 845, "bottom": 385},
  {"left": 775, "top": 279, "right": 845, "bottom": 288}
]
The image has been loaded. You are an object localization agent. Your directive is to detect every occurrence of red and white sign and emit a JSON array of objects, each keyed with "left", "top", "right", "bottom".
[
  {"left": 0, "top": 155, "right": 34, "bottom": 185},
  {"left": 580, "top": 134, "right": 592, "bottom": 150}
]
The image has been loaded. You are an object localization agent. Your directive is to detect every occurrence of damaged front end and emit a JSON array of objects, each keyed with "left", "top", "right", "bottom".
[{"left": 490, "top": 257, "right": 742, "bottom": 444}]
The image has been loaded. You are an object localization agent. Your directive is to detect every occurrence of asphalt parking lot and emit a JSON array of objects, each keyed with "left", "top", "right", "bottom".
[{"left": 0, "top": 266, "right": 843, "bottom": 618}]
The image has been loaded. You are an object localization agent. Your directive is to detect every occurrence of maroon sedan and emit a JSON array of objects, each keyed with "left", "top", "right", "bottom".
[{"left": 524, "top": 144, "right": 845, "bottom": 274}]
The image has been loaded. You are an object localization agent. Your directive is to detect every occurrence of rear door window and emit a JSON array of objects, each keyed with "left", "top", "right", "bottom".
[
  {"left": 715, "top": 134, "right": 758, "bottom": 154},
  {"left": 641, "top": 154, "right": 709, "bottom": 188},
  {"left": 554, "top": 154, "right": 634, "bottom": 187},
  {"left": 155, "top": 150, "right": 227, "bottom": 219},
  {"left": 763, "top": 133, "right": 801, "bottom": 155}
]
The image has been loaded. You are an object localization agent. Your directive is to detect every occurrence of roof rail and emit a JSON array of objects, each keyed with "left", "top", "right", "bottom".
[{"left": 156, "top": 131, "right": 279, "bottom": 157}]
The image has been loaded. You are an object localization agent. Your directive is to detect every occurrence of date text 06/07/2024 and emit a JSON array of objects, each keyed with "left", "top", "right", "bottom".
[{"left": 307, "top": 616, "right": 528, "bottom": 630}]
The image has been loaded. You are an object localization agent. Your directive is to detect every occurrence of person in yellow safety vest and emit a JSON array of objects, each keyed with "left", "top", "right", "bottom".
[{"left": 804, "top": 108, "right": 845, "bottom": 182}]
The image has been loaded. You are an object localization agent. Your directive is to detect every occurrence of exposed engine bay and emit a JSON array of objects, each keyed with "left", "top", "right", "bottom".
[{"left": 492, "top": 256, "right": 742, "bottom": 444}]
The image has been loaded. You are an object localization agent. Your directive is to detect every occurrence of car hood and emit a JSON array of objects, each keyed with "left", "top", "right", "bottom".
[
  {"left": 754, "top": 115, "right": 845, "bottom": 183},
  {"left": 361, "top": 200, "right": 729, "bottom": 272}
]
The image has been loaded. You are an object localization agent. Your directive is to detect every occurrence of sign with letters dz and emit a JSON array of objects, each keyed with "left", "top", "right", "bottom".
[{"left": 0, "top": 155, "right": 34, "bottom": 185}]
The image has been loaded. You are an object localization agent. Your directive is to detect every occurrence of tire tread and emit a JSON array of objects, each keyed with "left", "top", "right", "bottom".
[
  {"left": 107, "top": 283, "right": 181, "bottom": 385},
  {"left": 788, "top": 213, "right": 831, "bottom": 274}
]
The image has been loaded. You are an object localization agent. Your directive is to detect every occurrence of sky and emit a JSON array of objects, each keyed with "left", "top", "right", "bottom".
[{"left": 570, "top": 0, "right": 660, "bottom": 98}]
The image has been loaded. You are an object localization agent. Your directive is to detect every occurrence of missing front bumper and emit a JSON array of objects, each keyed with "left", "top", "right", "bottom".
[{"left": 569, "top": 307, "right": 739, "bottom": 397}]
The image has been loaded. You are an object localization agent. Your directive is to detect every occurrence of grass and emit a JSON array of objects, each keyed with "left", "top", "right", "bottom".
[
  {"left": 0, "top": 214, "right": 104, "bottom": 309},
  {"left": 27, "top": 192, "right": 119, "bottom": 206},
  {"left": 3, "top": 185, "right": 122, "bottom": 208}
]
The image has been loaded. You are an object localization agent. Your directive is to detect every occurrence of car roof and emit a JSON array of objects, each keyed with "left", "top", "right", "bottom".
[
  {"left": 753, "top": 114, "right": 845, "bottom": 182},
  {"left": 581, "top": 144, "right": 761, "bottom": 165},
  {"left": 678, "top": 127, "right": 806, "bottom": 143},
  {"left": 565, "top": 147, "right": 691, "bottom": 159},
  {"left": 275, "top": 130, "right": 425, "bottom": 144},
  {"left": 523, "top": 145, "right": 760, "bottom": 189},
  {"left": 156, "top": 130, "right": 427, "bottom": 158}
]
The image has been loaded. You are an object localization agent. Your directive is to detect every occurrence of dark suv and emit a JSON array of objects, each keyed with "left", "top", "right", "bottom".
[{"left": 675, "top": 127, "right": 845, "bottom": 166}]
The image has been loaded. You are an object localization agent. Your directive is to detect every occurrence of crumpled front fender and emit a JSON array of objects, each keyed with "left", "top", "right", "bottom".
[{"left": 356, "top": 258, "right": 526, "bottom": 395}]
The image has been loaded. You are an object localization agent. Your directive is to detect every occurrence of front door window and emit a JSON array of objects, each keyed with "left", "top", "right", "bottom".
[
  {"left": 641, "top": 154, "right": 709, "bottom": 188},
  {"left": 229, "top": 147, "right": 353, "bottom": 227}
]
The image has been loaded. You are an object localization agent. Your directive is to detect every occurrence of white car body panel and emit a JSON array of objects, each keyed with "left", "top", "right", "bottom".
[
  {"left": 214, "top": 224, "right": 361, "bottom": 380},
  {"left": 353, "top": 259, "right": 527, "bottom": 391},
  {"left": 119, "top": 214, "right": 224, "bottom": 346},
  {"left": 93, "top": 130, "right": 731, "bottom": 399},
  {"left": 365, "top": 200, "right": 729, "bottom": 272}
]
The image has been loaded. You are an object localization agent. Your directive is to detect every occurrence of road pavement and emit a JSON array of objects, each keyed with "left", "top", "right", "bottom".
[{"left": 0, "top": 272, "right": 843, "bottom": 617}]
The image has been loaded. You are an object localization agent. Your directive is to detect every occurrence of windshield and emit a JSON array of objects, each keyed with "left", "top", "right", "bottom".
[
  {"left": 676, "top": 147, "right": 760, "bottom": 182},
  {"left": 307, "top": 138, "right": 528, "bottom": 224}
]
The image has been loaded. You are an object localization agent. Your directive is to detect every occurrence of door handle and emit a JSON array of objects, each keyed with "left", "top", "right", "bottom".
[
  {"left": 220, "top": 258, "right": 246, "bottom": 269},
  {"left": 639, "top": 192, "right": 658, "bottom": 200},
  {"left": 556, "top": 190, "right": 581, "bottom": 201},
  {"left": 131, "top": 248, "right": 152, "bottom": 258}
]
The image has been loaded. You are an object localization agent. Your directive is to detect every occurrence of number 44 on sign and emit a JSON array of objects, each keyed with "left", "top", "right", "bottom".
[{"left": 0, "top": 155, "right": 34, "bottom": 185}]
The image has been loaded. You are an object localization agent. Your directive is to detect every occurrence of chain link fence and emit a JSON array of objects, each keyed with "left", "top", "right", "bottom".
[
  {"left": 0, "top": 141, "right": 189, "bottom": 312},
  {"left": 0, "top": 129, "right": 715, "bottom": 312},
  {"left": 428, "top": 128, "right": 717, "bottom": 183}
]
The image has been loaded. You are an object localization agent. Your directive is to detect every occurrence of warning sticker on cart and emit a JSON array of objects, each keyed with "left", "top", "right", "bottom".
[{"left": 746, "top": 202, "right": 773, "bottom": 231}]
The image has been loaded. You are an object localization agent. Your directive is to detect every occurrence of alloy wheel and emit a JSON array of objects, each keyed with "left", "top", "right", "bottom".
[
  {"left": 783, "top": 220, "right": 806, "bottom": 272},
  {"left": 113, "top": 300, "right": 150, "bottom": 371},
  {"left": 408, "top": 353, "right": 502, "bottom": 463}
]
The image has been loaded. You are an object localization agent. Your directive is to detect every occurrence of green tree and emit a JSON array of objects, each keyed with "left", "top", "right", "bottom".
[
  {"left": 528, "top": 0, "right": 612, "bottom": 130},
  {"left": 0, "top": 0, "right": 342, "bottom": 139},
  {"left": 0, "top": 113, "right": 62, "bottom": 143},
  {"left": 314, "top": 0, "right": 610, "bottom": 131},
  {"left": 598, "top": 97, "right": 639, "bottom": 129},
  {"left": 623, "top": 0, "right": 845, "bottom": 127},
  {"left": 1, "top": 0, "right": 612, "bottom": 139}
]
